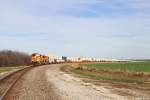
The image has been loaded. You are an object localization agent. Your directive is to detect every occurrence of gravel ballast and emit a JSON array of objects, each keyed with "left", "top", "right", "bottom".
[{"left": 4, "top": 65, "right": 59, "bottom": 100}]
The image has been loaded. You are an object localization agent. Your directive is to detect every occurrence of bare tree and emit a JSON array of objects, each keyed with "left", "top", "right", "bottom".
[{"left": 0, "top": 50, "right": 31, "bottom": 67}]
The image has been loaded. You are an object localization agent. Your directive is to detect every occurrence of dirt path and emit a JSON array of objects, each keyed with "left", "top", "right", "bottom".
[{"left": 46, "top": 64, "right": 127, "bottom": 100}]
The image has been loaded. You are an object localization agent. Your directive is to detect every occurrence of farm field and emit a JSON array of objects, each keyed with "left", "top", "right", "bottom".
[{"left": 79, "top": 61, "right": 150, "bottom": 72}]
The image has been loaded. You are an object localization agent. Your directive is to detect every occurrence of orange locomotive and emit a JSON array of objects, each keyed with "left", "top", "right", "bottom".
[{"left": 31, "top": 53, "right": 49, "bottom": 65}]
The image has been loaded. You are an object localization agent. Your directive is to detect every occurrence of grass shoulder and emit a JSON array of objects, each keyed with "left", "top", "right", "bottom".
[{"left": 0, "top": 67, "right": 22, "bottom": 73}]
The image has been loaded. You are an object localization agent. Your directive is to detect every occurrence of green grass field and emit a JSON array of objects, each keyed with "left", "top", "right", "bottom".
[
  {"left": 62, "top": 61, "right": 150, "bottom": 85},
  {"left": 79, "top": 61, "right": 150, "bottom": 72},
  {"left": 0, "top": 67, "right": 18, "bottom": 73}
]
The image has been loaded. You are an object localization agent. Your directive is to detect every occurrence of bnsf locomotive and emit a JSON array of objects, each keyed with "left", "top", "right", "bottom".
[{"left": 31, "top": 53, "right": 49, "bottom": 65}]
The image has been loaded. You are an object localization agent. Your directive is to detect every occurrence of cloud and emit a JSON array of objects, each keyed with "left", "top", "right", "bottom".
[
  {"left": 0, "top": 0, "right": 150, "bottom": 59},
  {"left": 1, "top": 0, "right": 150, "bottom": 17},
  {"left": 0, "top": 13, "right": 149, "bottom": 38}
]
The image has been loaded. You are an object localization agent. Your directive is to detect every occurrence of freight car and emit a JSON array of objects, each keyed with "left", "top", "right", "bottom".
[{"left": 31, "top": 53, "right": 49, "bottom": 65}]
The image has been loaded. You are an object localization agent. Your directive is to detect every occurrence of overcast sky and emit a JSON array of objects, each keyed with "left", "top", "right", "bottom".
[{"left": 0, "top": 0, "right": 150, "bottom": 59}]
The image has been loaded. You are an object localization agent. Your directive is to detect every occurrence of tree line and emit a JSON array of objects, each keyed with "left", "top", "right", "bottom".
[{"left": 0, "top": 50, "right": 31, "bottom": 67}]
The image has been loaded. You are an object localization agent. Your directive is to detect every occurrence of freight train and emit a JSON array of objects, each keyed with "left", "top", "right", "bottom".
[
  {"left": 31, "top": 53, "right": 66, "bottom": 65},
  {"left": 31, "top": 53, "right": 120, "bottom": 65},
  {"left": 31, "top": 53, "right": 49, "bottom": 65}
]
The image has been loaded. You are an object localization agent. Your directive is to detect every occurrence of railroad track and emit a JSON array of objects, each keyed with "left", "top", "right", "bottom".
[{"left": 0, "top": 66, "right": 34, "bottom": 100}]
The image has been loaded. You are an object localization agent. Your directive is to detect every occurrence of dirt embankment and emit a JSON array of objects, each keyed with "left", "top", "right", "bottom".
[
  {"left": 46, "top": 64, "right": 126, "bottom": 100},
  {"left": 61, "top": 64, "right": 150, "bottom": 99}
]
